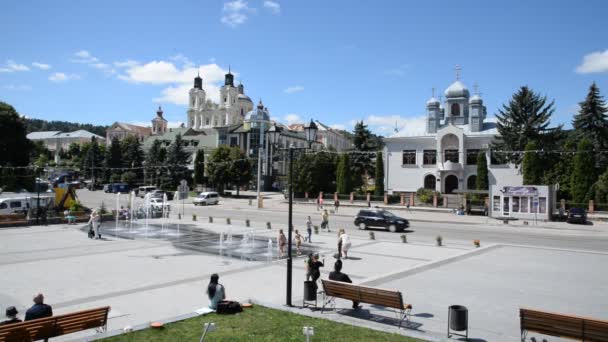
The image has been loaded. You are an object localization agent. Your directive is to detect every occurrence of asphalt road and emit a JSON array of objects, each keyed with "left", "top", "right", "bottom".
[{"left": 77, "top": 189, "right": 608, "bottom": 253}]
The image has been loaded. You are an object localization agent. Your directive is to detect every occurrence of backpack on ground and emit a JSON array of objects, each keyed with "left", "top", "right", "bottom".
[{"left": 216, "top": 300, "right": 242, "bottom": 314}]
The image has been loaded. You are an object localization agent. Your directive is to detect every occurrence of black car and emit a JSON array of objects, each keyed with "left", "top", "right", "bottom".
[
  {"left": 567, "top": 207, "right": 587, "bottom": 224},
  {"left": 354, "top": 209, "right": 409, "bottom": 232}
]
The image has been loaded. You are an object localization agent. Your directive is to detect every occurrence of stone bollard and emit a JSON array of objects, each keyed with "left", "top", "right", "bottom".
[
  {"left": 400, "top": 234, "right": 407, "bottom": 243},
  {"left": 192, "top": 214, "right": 197, "bottom": 221},
  {"left": 245, "top": 219, "right": 250, "bottom": 227},
  {"left": 350, "top": 192, "right": 354, "bottom": 204},
  {"left": 400, "top": 193, "right": 405, "bottom": 206},
  {"left": 334, "top": 192, "right": 338, "bottom": 201},
  {"left": 266, "top": 222, "right": 272, "bottom": 229},
  {"left": 443, "top": 196, "right": 448, "bottom": 208},
  {"left": 436, "top": 235, "right": 443, "bottom": 246},
  {"left": 369, "top": 232, "right": 375, "bottom": 240},
  {"left": 589, "top": 200, "right": 595, "bottom": 214},
  {"left": 366, "top": 193, "right": 371, "bottom": 204},
  {"left": 433, "top": 192, "right": 438, "bottom": 207},
  {"left": 226, "top": 218, "right": 231, "bottom": 225},
  {"left": 384, "top": 193, "right": 388, "bottom": 205},
  {"left": 209, "top": 216, "right": 213, "bottom": 223},
  {"left": 305, "top": 192, "right": 309, "bottom": 200},
  {"left": 409, "top": 193, "right": 415, "bottom": 207},
  {"left": 314, "top": 225, "right": 319, "bottom": 234}
]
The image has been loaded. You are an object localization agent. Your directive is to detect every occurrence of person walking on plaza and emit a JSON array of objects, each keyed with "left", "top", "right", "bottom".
[
  {"left": 88, "top": 209, "right": 101, "bottom": 239},
  {"left": 336, "top": 230, "right": 343, "bottom": 260},
  {"left": 306, "top": 253, "right": 324, "bottom": 290},
  {"left": 316, "top": 197, "right": 320, "bottom": 211},
  {"left": 334, "top": 198, "right": 340, "bottom": 213},
  {"left": 306, "top": 216, "right": 313, "bottom": 243},
  {"left": 329, "top": 260, "right": 359, "bottom": 309},
  {"left": 294, "top": 229, "right": 303, "bottom": 255},
  {"left": 339, "top": 229, "right": 352, "bottom": 259},
  {"left": 319, "top": 196, "right": 324, "bottom": 210},
  {"left": 25, "top": 293, "right": 53, "bottom": 321},
  {"left": 0, "top": 306, "right": 21, "bottom": 325},
  {"left": 321, "top": 209, "right": 330, "bottom": 232},
  {"left": 278, "top": 229, "right": 287, "bottom": 258},
  {"left": 206, "top": 273, "right": 226, "bottom": 310}
]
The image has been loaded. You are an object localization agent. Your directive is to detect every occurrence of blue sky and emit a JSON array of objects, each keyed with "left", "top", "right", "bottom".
[{"left": 1, "top": 0, "right": 607, "bottom": 136}]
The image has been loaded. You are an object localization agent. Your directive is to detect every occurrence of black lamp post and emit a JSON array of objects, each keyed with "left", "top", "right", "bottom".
[{"left": 267, "top": 119, "right": 318, "bottom": 307}]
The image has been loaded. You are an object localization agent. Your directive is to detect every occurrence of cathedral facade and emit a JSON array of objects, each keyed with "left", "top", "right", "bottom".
[{"left": 187, "top": 70, "right": 254, "bottom": 129}]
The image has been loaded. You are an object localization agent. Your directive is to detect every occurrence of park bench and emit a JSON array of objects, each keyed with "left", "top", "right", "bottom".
[
  {"left": 321, "top": 279, "right": 412, "bottom": 328},
  {"left": 520, "top": 307, "right": 608, "bottom": 342},
  {"left": 0, "top": 306, "right": 110, "bottom": 342}
]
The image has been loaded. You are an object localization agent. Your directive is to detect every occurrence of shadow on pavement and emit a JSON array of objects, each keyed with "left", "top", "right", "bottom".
[{"left": 337, "top": 308, "right": 424, "bottom": 330}]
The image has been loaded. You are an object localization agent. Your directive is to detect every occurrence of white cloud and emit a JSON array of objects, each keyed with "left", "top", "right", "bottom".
[
  {"left": 92, "top": 63, "right": 109, "bottom": 69},
  {"left": 71, "top": 50, "right": 98, "bottom": 64},
  {"left": 0, "top": 60, "right": 30, "bottom": 72},
  {"left": 576, "top": 50, "right": 608, "bottom": 74},
  {"left": 169, "top": 54, "right": 193, "bottom": 67},
  {"left": 339, "top": 115, "right": 428, "bottom": 137},
  {"left": 221, "top": 0, "right": 255, "bottom": 27},
  {"left": 4, "top": 84, "right": 32, "bottom": 91},
  {"left": 114, "top": 60, "right": 139, "bottom": 68},
  {"left": 32, "top": 62, "right": 51, "bottom": 70},
  {"left": 384, "top": 64, "right": 410, "bottom": 77},
  {"left": 48, "top": 72, "right": 80, "bottom": 82},
  {"left": 330, "top": 124, "right": 346, "bottom": 130},
  {"left": 284, "top": 114, "right": 301, "bottom": 124},
  {"left": 263, "top": 1, "right": 280, "bottom": 14},
  {"left": 284, "top": 85, "right": 304, "bottom": 94}
]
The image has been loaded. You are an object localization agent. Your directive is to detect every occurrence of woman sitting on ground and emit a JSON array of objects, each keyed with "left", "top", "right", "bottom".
[{"left": 207, "top": 273, "right": 226, "bottom": 310}]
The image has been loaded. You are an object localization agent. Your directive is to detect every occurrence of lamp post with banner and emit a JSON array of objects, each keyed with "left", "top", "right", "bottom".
[{"left": 267, "top": 119, "right": 318, "bottom": 307}]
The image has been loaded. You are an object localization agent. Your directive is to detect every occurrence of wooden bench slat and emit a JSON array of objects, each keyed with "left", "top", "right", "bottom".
[{"left": 521, "top": 308, "right": 608, "bottom": 341}]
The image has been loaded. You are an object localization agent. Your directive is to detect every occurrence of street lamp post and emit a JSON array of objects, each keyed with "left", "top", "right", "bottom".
[{"left": 267, "top": 119, "right": 318, "bottom": 307}]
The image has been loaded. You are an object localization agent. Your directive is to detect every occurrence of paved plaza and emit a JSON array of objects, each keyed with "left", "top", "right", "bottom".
[{"left": 1, "top": 219, "right": 608, "bottom": 341}]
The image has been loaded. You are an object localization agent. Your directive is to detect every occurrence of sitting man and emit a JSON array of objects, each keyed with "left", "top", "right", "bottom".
[
  {"left": 25, "top": 293, "right": 53, "bottom": 321},
  {"left": 0, "top": 306, "right": 21, "bottom": 325},
  {"left": 329, "top": 260, "right": 359, "bottom": 309}
]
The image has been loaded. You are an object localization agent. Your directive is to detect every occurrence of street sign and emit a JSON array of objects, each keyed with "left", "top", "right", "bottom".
[{"left": 533, "top": 195, "right": 539, "bottom": 207}]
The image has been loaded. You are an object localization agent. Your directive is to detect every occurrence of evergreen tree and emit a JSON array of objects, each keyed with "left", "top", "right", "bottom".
[
  {"left": 572, "top": 82, "right": 608, "bottom": 169},
  {"left": 293, "top": 153, "right": 314, "bottom": 194},
  {"left": 82, "top": 137, "right": 103, "bottom": 181},
  {"left": 522, "top": 141, "right": 543, "bottom": 185},
  {"left": 0, "top": 102, "right": 33, "bottom": 168},
  {"left": 310, "top": 151, "right": 337, "bottom": 194},
  {"left": 206, "top": 145, "right": 232, "bottom": 194},
  {"left": 570, "top": 138, "right": 597, "bottom": 204},
  {"left": 493, "top": 86, "right": 558, "bottom": 165},
  {"left": 121, "top": 135, "right": 144, "bottom": 170},
  {"left": 374, "top": 152, "right": 384, "bottom": 196},
  {"left": 104, "top": 137, "right": 123, "bottom": 182},
  {"left": 336, "top": 154, "right": 352, "bottom": 194},
  {"left": 593, "top": 169, "right": 608, "bottom": 205},
  {"left": 229, "top": 146, "right": 252, "bottom": 197},
  {"left": 542, "top": 134, "right": 576, "bottom": 200},
  {"left": 353, "top": 121, "right": 375, "bottom": 151},
  {"left": 193, "top": 149, "right": 206, "bottom": 186},
  {"left": 164, "top": 134, "right": 191, "bottom": 190},
  {"left": 146, "top": 140, "right": 166, "bottom": 186},
  {"left": 476, "top": 151, "right": 489, "bottom": 190},
  {"left": 350, "top": 121, "right": 378, "bottom": 189}
]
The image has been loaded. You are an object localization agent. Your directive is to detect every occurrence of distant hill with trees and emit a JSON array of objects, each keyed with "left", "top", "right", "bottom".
[{"left": 24, "top": 117, "right": 109, "bottom": 137}]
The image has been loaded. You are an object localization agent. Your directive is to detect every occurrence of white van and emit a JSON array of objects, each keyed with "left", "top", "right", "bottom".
[
  {"left": 0, "top": 196, "right": 54, "bottom": 215},
  {"left": 192, "top": 192, "right": 220, "bottom": 206},
  {"left": 0, "top": 198, "right": 30, "bottom": 215},
  {"left": 138, "top": 186, "right": 157, "bottom": 198}
]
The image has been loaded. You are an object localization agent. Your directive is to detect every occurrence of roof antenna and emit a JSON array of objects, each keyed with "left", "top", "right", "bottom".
[{"left": 455, "top": 64, "right": 462, "bottom": 80}]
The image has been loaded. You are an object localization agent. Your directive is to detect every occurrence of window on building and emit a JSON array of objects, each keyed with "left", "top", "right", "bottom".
[
  {"left": 539, "top": 197, "right": 547, "bottom": 213},
  {"left": 424, "top": 174, "right": 436, "bottom": 189},
  {"left": 444, "top": 149, "right": 458, "bottom": 163},
  {"left": 205, "top": 118, "right": 210, "bottom": 126},
  {"left": 467, "top": 175, "right": 477, "bottom": 190},
  {"left": 402, "top": 150, "right": 416, "bottom": 165},
  {"left": 521, "top": 197, "right": 529, "bottom": 213},
  {"left": 466, "top": 149, "right": 480, "bottom": 165},
  {"left": 451, "top": 103, "right": 460, "bottom": 116},
  {"left": 230, "top": 137, "right": 238, "bottom": 147},
  {"left": 493, "top": 196, "right": 500, "bottom": 212},
  {"left": 423, "top": 150, "right": 436, "bottom": 165},
  {"left": 513, "top": 196, "right": 520, "bottom": 212}
]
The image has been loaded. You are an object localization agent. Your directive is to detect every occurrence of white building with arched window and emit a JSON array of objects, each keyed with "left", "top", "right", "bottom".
[{"left": 383, "top": 76, "right": 522, "bottom": 195}]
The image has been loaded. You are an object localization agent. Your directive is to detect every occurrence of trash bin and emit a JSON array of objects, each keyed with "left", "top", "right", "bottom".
[
  {"left": 447, "top": 305, "right": 468, "bottom": 339},
  {"left": 303, "top": 281, "right": 316, "bottom": 301}
]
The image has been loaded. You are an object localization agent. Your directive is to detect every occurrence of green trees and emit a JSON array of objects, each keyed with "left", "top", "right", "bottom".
[
  {"left": 104, "top": 137, "right": 122, "bottom": 182},
  {"left": 350, "top": 121, "right": 380, "bottom": 189},
  {"left": 164, "top": 134, "right": 191, "bottom": 189},
  {"left": 522, "top": 141, "right": 543, "bottom": 185},
  {"left": 475, "top": 151, "right": 489, "bottom": 190},
  {"left": 336, "top": 153, "right": 352, "bottom": 194},
  {"left": 121, "top": 135, "right": 144, "bottom": 173},
  {"left": 572, "top": 82, "right": 608, "bottom": 170},
  {"left": 374, "top": 152, "right": 384, "bottom": 196},
  {"left": 292, "top": 152, "right": 337, "bottom": 195},
  {"left": 570, "top": 138, "right": 596, "bottom": 204},
  {"left": 82, "top": 137, "right": 104, "bottom": 181},
  {"left": 493, "top": 86, "right": 558, "bottom": 164},
  {"left": 0, "top": 102, "right": 33, "bottom": 167},
  {"left": 193, "top": 149, "right": 205, "bottom": 186},
  {"left": 229, "top": 147, "right": 252, "bottom": 196},
  {"left": 206, "top": 146, "right": 233, "bottom": 194},
  {"left": 146, "top": 139, "right": 166, "bottom": 186}
]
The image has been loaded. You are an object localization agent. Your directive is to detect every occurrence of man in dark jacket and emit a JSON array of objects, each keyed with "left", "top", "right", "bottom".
[
  {"left": 25, "top": 293, "right": 53, "bottom": 321},
  {"left": 0, "top": 306, "right": 21, "bottom": 325},
  {"left": 329, "top": 260, "right": 359, "bottom": 309}
]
